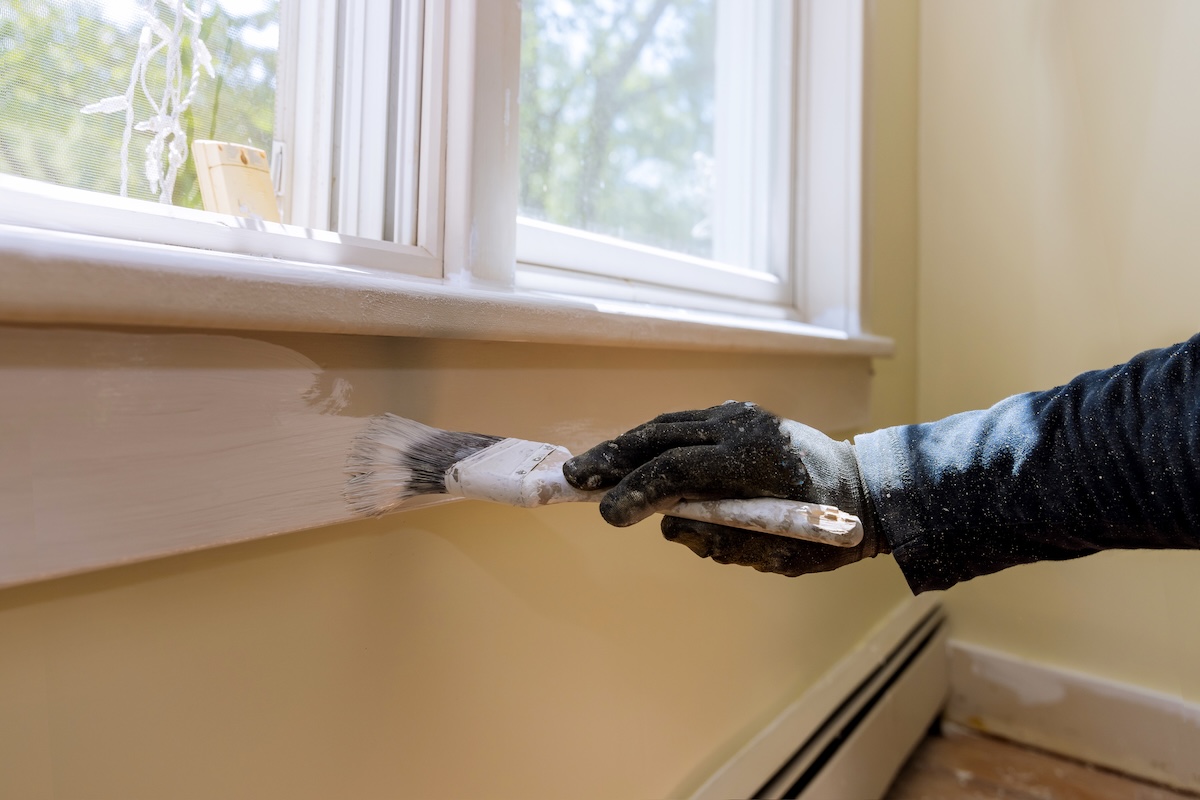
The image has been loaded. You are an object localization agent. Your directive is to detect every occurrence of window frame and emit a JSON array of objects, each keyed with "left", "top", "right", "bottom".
[
  {"left": 0, "top": 0, "right": 876, "bottom": 354},
  {"left": 506, "top": 0, "right": 866, "bottom": 330}
]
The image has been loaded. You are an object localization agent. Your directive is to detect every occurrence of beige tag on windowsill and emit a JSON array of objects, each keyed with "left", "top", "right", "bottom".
[{"left": 192, "top": 140, "right": 280, "bottom": 222}]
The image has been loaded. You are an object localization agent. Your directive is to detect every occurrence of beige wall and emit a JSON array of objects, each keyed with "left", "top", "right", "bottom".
[
  {"left": 920, "top": 0, "right": 1200, "bottom": 699},
  {"left": 866, "top": 0, "right": 920, "bottom": 432}
]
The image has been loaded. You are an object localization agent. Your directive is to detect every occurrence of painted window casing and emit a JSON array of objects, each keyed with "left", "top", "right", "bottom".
[{"left": 0, "top": 0, "right": 879, "bottom": 355}]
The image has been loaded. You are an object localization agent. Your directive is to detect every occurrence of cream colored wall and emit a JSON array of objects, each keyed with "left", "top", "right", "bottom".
[
  {"left": 920, "top": 0, "right": 1200, "bottom": 699},
  {"left": 865, "top": 0, "right": 920, "bottom": 431}
]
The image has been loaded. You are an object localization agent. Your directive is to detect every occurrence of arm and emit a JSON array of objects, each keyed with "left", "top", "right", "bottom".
[
  {"left": 858, "top": 334, "right": 1200, "bottom": 592},
  {"left": 565, "top": 335, "right": 1200, "bottom": 593}
]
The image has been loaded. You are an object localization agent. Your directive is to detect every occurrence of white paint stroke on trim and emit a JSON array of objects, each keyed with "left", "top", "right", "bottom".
[
  {"left": 0, "top": 326, "right": 377, "bottom": 588},
  {"left": 946, "top": 640, "right": 1200, "bottom": 793}
]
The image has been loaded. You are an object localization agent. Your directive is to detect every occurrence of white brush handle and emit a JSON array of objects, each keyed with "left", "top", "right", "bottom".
[
  {"left": 444, "top": 439, "right": 863, "bottom": 548},
  {"left": 657, "top": 497, "right": 861, "bottom": 548}
]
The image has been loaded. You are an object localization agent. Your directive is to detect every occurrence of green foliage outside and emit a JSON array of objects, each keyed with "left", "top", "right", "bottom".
[
  {"left": 519, "top": 0, "right": 716, "bottom": 258},
  {"left": 4, "top": 0, "right": 713, "bottom": 250},
  {"left": 0, "top": 0, "right": 277, "bottom": 210}
]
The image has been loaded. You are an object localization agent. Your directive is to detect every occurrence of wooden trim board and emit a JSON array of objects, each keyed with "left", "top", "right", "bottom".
[
  {"left": 945, "top": 641, "right": 1200, "bottom": 793},
  {"left": 0, "top": 324, "right": 880, "bottom": 591},
  {"left": 0, "top": 326, "right": 373, "bottom": 589}
]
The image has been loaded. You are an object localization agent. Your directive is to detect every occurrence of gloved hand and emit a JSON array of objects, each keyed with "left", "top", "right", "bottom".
[{"left": 562, "top": 402, "right": 888, "bottom": 576}]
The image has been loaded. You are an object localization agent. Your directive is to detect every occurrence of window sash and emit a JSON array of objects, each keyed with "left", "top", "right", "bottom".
[
  {"left": 516, "top": 218, "right": 789, "bottom": 306},
  {"left": 278, "top": 0, "right": 436, "bottom": 248},
  {"left": 712, "top": 0, "right": 794, "bottom": 280},
  {"left": 0, "top": 0, "right": 446, "bottom": 278},
  {"left": 513, "top": 0, "right": 799, "bottom": 309}
]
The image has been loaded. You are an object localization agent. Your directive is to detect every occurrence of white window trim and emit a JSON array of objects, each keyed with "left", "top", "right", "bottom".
[{"left": 0, "top": 0, "right": 885, "bottom": 358}]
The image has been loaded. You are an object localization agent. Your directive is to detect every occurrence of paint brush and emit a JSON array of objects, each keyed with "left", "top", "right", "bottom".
[{"left": 345, "top": 414, "right": 863, "bottom": 547}]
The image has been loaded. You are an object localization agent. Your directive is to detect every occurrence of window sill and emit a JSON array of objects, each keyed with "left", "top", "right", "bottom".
[{"left": 0, "top": 224, "right": 892, "bottom": 357}]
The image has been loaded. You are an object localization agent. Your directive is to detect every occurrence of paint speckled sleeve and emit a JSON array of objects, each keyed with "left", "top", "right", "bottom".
[{"left": 854, "top": 335, "right": 1200, "bottom": 594}]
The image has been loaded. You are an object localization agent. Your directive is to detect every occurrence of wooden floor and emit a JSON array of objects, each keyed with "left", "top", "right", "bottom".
[{"left": 885, "top": 723, "right": 1197, "bottom": 800}]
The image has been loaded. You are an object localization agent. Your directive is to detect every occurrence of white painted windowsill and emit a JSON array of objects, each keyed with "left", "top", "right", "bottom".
[{"left": 0, "top": 224, "right": 893, "bottom": 356}]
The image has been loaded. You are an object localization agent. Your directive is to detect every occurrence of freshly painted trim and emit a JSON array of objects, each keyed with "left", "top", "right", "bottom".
[
  {"left": 686, "top": 594, "right": 944, "bottom": 799},
  {"left": 0, "top": 327, "right": 368, "bottom": 589},
  {"left": 946, "top": 641, "right": 1200, "bottom": 793},
  {"left": 0, "top": 326, "right": 483, "bottom": 591},
  {"left": 0, "top": 225, "right": 894, "bottom": 357},
  {"left": 0, "top": 323, "right": 876, "bottom": 592}
]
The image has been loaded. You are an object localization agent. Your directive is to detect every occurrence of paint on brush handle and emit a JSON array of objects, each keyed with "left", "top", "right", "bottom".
[
  {"left": 661, "top": 498, "right": 862, "bottom": 547},
  {"left": 444, "top": 438, "right": 862, "bottom": 547},
  {"left": 444, "top": 439, "right": 603, "bottom": 507}
]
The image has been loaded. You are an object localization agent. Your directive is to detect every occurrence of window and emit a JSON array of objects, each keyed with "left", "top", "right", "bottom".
[
  {"left": 1, "top": 0, "right": 442, "bottom": 277},
  {"left": 1, "top": 0, "right": 871, "bottom": 351},
  {"left": 516, "top": 0, "right": 794, "bottom": 307},
  {"left": 1, "top": 0, "right": 278, "bottom": 208},
  {"left": 510, "top": 0, "right": 867, "bottom": 329}
]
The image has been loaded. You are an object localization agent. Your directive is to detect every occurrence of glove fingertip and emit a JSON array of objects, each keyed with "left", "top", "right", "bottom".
[
  {"left": 598, "top": 489, "right": 650, "bottom": 527},
  {"left": 562, "top": 455, "right": 600, "bottom": 490}
]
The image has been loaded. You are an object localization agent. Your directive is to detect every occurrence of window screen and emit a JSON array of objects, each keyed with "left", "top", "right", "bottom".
[{"left": 0, "top": 0, "right": 278, "bottom": 209}]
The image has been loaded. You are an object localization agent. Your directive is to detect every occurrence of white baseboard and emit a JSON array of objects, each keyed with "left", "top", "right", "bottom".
[
  {"left": 946, "top": 641, "right": 1200, "bottom": 793},
  {"left": 688, "top": 594, "right": 947, "bottom": 800}
]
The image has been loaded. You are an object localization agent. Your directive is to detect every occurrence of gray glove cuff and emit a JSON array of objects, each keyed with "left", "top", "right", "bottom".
[{"left": 780, "top": 421, "right": 887, "bottom": 558}]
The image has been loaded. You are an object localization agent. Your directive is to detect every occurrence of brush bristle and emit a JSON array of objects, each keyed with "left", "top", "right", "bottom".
[{"left": 345, "top": 414, "right": 503, "bottom": 516}]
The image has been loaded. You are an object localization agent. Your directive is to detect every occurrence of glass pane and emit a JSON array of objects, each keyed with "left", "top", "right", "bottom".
[
  {"left": 519, "top": 0, "right": 718, "bottom": 260},
  {"left": 0, "top": 0, "right": 278, "bottom": 210}
]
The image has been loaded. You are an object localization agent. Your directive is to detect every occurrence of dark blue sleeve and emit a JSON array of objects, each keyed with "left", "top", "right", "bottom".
[{"left": 854, "top": 335, "right": 1200, "bottom": 594}]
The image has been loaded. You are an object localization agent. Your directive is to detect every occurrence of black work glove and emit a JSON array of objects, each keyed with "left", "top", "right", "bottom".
[{"left": 562, "top": 402, "right": 888, "bottom": 576}]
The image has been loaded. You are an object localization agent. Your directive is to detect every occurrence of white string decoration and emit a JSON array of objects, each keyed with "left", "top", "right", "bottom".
[{"left": 81, "top": 0, "right": 214, "bottom": 203}]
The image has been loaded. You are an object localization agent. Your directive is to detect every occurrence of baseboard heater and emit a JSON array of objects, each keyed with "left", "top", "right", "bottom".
[{"left": 690, "top": 595, "right": 948, "bottom": 800}]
